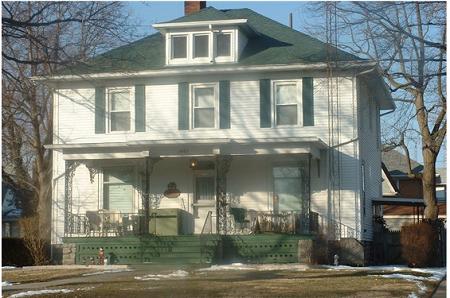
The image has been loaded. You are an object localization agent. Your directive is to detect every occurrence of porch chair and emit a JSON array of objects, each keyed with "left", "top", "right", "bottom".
[{"left": 86, "top": 211, "right": 102, "bottom": 236}]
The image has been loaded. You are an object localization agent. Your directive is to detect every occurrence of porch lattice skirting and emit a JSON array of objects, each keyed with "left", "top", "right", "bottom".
[{"left": 62, "top": 235, "right": 314, "bottom": 265}]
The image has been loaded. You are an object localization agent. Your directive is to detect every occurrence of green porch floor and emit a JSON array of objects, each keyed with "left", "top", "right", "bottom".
[{"left": 63, "top": 234, "right": 314, "bottom": 265}]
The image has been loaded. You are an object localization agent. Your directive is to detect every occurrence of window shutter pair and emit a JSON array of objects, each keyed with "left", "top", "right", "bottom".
[
  {"left": 178, "top": 81, "right": 230, "bottom": 130},
  {"left": 259, "top": 78, "right": 314, "bottom": 127},
  {"left": 94, "top": 86, "right": 146, "bottom": 133}
]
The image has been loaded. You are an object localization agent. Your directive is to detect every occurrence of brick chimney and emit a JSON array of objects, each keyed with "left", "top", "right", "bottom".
[{"left": 184, "top": 1, "right": 206, "bottom": 15}]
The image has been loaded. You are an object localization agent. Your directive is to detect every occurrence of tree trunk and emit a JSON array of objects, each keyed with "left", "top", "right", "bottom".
[{"left": 422, "top": 147, "right": 438, "bottom": 220}]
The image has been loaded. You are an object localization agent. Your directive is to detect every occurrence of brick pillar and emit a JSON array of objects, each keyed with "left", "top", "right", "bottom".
[{"left": 184, "top": 1, "right": 206, "bottom": 15}]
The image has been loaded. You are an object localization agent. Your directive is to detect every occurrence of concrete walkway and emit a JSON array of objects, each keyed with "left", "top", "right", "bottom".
[{"left": 432, "top": 277, "right": 446, "bottom": 298}]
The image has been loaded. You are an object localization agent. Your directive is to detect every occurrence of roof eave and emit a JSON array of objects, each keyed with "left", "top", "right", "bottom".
[{"left": 31, "top": 60, "right": 378, "bottom": 84}]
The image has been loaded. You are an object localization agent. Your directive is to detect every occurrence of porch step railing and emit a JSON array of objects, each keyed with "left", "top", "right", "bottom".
[
  {"left": 310, "top": 212, "right": 358, "bottom": 240},
  {"left": 66, "top": 211, "right": 145, "bottom": 237},
  {"left": 201, "top": 211, "right": 214, "bottom": 235}
]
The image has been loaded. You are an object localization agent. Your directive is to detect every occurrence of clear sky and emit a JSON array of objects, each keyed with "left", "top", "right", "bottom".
[
  {"left": 127, "top": 1, "right": 312, "bottom": 35},
  {"left": 125, "top": 1, "right": 446, "bottom": 168}
]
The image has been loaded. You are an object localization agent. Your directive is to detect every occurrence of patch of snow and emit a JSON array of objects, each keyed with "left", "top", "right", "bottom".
[
  {"left": 379, "top": 273, "right": 429, "bottom": 282},
  {"left": 408, "top": 293, "right": 418, "bottom": 298},
  {"left": 134, "top": 270, "right": 189, "bottom": 281},
  {"left": 2, "top": 281, "right": 13, "bottom": 287},
  {"left": 2, "top": 266, "right": 16, "bottom": 270},
  {"left": 198, "top": 263, "right": 308, "bottom": 272},
  {"left": 9, "top": 289, "right": 74, "bottom": 298},
  {"left": 82, "top": 268, "right": 133, "bottom": 276}
]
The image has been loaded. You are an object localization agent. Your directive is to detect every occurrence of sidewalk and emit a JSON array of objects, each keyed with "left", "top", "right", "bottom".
[{"left": 432, "top": 277, "right": 446, "bottom": 298}]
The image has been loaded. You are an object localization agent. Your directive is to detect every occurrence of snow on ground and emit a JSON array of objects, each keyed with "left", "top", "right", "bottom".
[
  {"left": 2, "top": 281, "right": 13, "bottom": 287},
  {"left": 2, "top": 266, "right": 17, "bottom": 270},
  {"left": 134, "top": 270, "right": 189, "bottom": 281},
  {"left": 82, "top": 268, "right": 133, "bottom": 276},
  {"left": 197, "top": 263, "right": 308, "bottom": 272},
  {"left": 8, "top": 289, "right": 74, "bottom": 298},
  {"left": 324, "top": 265, "right": 446, "bottom": 298}
]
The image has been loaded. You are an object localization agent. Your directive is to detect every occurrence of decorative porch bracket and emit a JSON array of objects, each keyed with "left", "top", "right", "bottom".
[
  {"left": 216, "top": 155, "right": 232, "bottom": 235},
  {"left": 64, "top": 160, "right": 80, "bottom": 235}
]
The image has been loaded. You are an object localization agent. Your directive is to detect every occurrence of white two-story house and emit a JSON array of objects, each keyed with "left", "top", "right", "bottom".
[{"left": 41, "top": 2, "right": 394, "bottom": 264}]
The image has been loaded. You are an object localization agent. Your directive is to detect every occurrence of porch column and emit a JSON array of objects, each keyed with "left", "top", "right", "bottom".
[
  {"left": 143, "top": 157, "right": 160, "bottom": 234},
  {"left": 215, "top": 155, "right": 232, "bottom": 235},
  {"left": 64, "top": 160, "right": 79, "bottom": 235}
]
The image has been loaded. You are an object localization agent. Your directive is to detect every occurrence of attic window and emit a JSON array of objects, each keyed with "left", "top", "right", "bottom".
[
  {"left": 216, "top": 33, "right": 231, "bottom": 57},
  {"left": 172, "top": 35, "right": 187, "bottom": 59},
  {"left": 194, "top": 34, "right": 209, "bottom": 58}
]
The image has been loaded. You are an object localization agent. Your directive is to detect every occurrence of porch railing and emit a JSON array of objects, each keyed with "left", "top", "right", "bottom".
[
  {"left": 309, "top": 212, "right": 358, "bottom": 240},
  {"left": 65, "top": 211, "right": 145, "bottom": 237}
]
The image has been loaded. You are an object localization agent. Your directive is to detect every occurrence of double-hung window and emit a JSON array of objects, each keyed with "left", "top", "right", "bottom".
[
  {"left": 192, "top": 84, "right": 217, "bottom": 128},
  {"left": 274, "top": 82, "right": 300, "bottom": 126},
  {"left": 109, "top": 89, "right": 131, "bottom": 132}
]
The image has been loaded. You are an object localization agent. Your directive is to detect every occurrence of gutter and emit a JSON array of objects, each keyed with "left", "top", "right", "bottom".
[{"left": 31, "top": 61, "right": 378, "bottom": 82}]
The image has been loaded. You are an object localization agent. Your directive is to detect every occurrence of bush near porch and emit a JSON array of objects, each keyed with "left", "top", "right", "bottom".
[{"left": 400, "top": 221, "right": 439, "bottom": 267}]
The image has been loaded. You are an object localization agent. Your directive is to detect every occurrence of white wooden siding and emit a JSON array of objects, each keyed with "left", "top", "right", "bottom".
[
  {"left": 358, "top": 79, "right": 382, "bottom": 241},
  {"left": 51, "top": 73, "right": 380, "bottom": 243}
]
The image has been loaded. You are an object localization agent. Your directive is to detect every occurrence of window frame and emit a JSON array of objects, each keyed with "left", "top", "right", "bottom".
[
  {"left": 190, "top": 83, "right": 219, "bottom": 130},
  {"left": 272, "top": 80, "right": 302, "bottom": 127},
  {"left": 107, "top": 87, "right": 134, "bottom": 133}
]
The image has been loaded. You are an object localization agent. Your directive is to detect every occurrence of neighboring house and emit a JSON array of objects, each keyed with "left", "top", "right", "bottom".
[
  {"left": 374, "top": 149, "right": 446, "bottom": 230},
  {"left": 39, "top": 2, "right": 394, "bottom": 264},
  {"left": 2, "top": 173, "right": 25, "bottom": 238}
]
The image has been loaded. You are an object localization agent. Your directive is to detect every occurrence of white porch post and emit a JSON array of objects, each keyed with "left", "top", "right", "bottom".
[{"left": 64, "top": 160, "right": 79, "bottom": 235}]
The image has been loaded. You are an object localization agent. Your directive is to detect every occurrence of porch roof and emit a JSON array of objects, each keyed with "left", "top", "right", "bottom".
[{"left": 45, "top": 137, "right": 328, "bottom": 160}]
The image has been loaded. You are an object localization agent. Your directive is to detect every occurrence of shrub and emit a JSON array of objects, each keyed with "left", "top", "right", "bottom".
[
  {"left": 400, "top": 222, "right": 438, "bottom": 267},
  {"left": 19, "top": 216, "right": 49, "bottom": 265}
]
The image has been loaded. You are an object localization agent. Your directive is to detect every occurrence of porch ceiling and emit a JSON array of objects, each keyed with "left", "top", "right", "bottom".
[{"left": 46, "top": 137, "right": 328, "bottom": 160}]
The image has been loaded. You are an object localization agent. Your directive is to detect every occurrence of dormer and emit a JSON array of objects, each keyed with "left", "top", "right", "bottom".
[{"left": 153, "top": 4, "right": 254, "bottom": 66}]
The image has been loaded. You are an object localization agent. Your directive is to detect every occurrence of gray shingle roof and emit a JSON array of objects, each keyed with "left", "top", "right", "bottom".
[
  {"left": 382, "top": 149, "right": 423, "bottom": 176},
  {"left": 58, "top": 7, "right": 363, "bottom": 75}
]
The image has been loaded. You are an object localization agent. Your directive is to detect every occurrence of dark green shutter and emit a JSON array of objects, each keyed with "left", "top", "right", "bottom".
[
  {"left": 219, "top": 80, "right": 230, "bottom": 129},
  {"left": 135, "top": 85, "right": 146, "bottom": 132},
  {"left": 178, "top": 82, "right": 189, "bottom": 130},
  {"left": 302, "top": 77, "right": 314, "bottom": 126},
  {"left": 260, "top": 79, "right": 271, "bottom": 128},
  {"left": 95, "top": 87, "right": 106, "bottom": 134}
]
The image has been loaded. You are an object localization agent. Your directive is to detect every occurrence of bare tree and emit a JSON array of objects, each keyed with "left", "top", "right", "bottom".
[
  {"left": 307, "top": 2, "right": 446, "bottom": 220},
  {"left": 2, "top": 2, "right": 139, "bottom": 250}
]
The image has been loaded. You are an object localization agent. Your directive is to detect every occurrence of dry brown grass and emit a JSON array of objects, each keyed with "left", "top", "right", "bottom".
[
  {"left": 2, "top": 268, "right": 98, "bottom": 283},
  {"left": 3, "top": 267, "right": 440, "bottom": 298}
]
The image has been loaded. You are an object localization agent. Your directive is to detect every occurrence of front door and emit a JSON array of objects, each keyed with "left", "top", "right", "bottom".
[{"left": 193, "top": 173, "right": 216, "bottom": 233}]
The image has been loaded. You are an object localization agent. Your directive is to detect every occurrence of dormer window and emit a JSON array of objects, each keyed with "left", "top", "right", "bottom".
[
  {"left": 154, "top": 19, "right": 251, "bottom": 66},
  {"left": 193, "top": 34, "right": 209, "bottom": 58},
  {"left": 172, "top": 35, "right": 187, "bottom": 59},
  {"left": 216, "top": 33, "right": 231, "bottom": 57}
]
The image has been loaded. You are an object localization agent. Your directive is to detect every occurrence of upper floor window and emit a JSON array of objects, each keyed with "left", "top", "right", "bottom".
[
  {"left": 273, "top": 81, "right": 300, "bottom": 126},
  {"left": 192, "top": 83, "right": 218, "bottom": 129},
  {"left": 109, "top": 89, "right": 131, "bottom": 132},
  {"left": 172, "top": 35, "right": 187, "bottom": 59}
]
